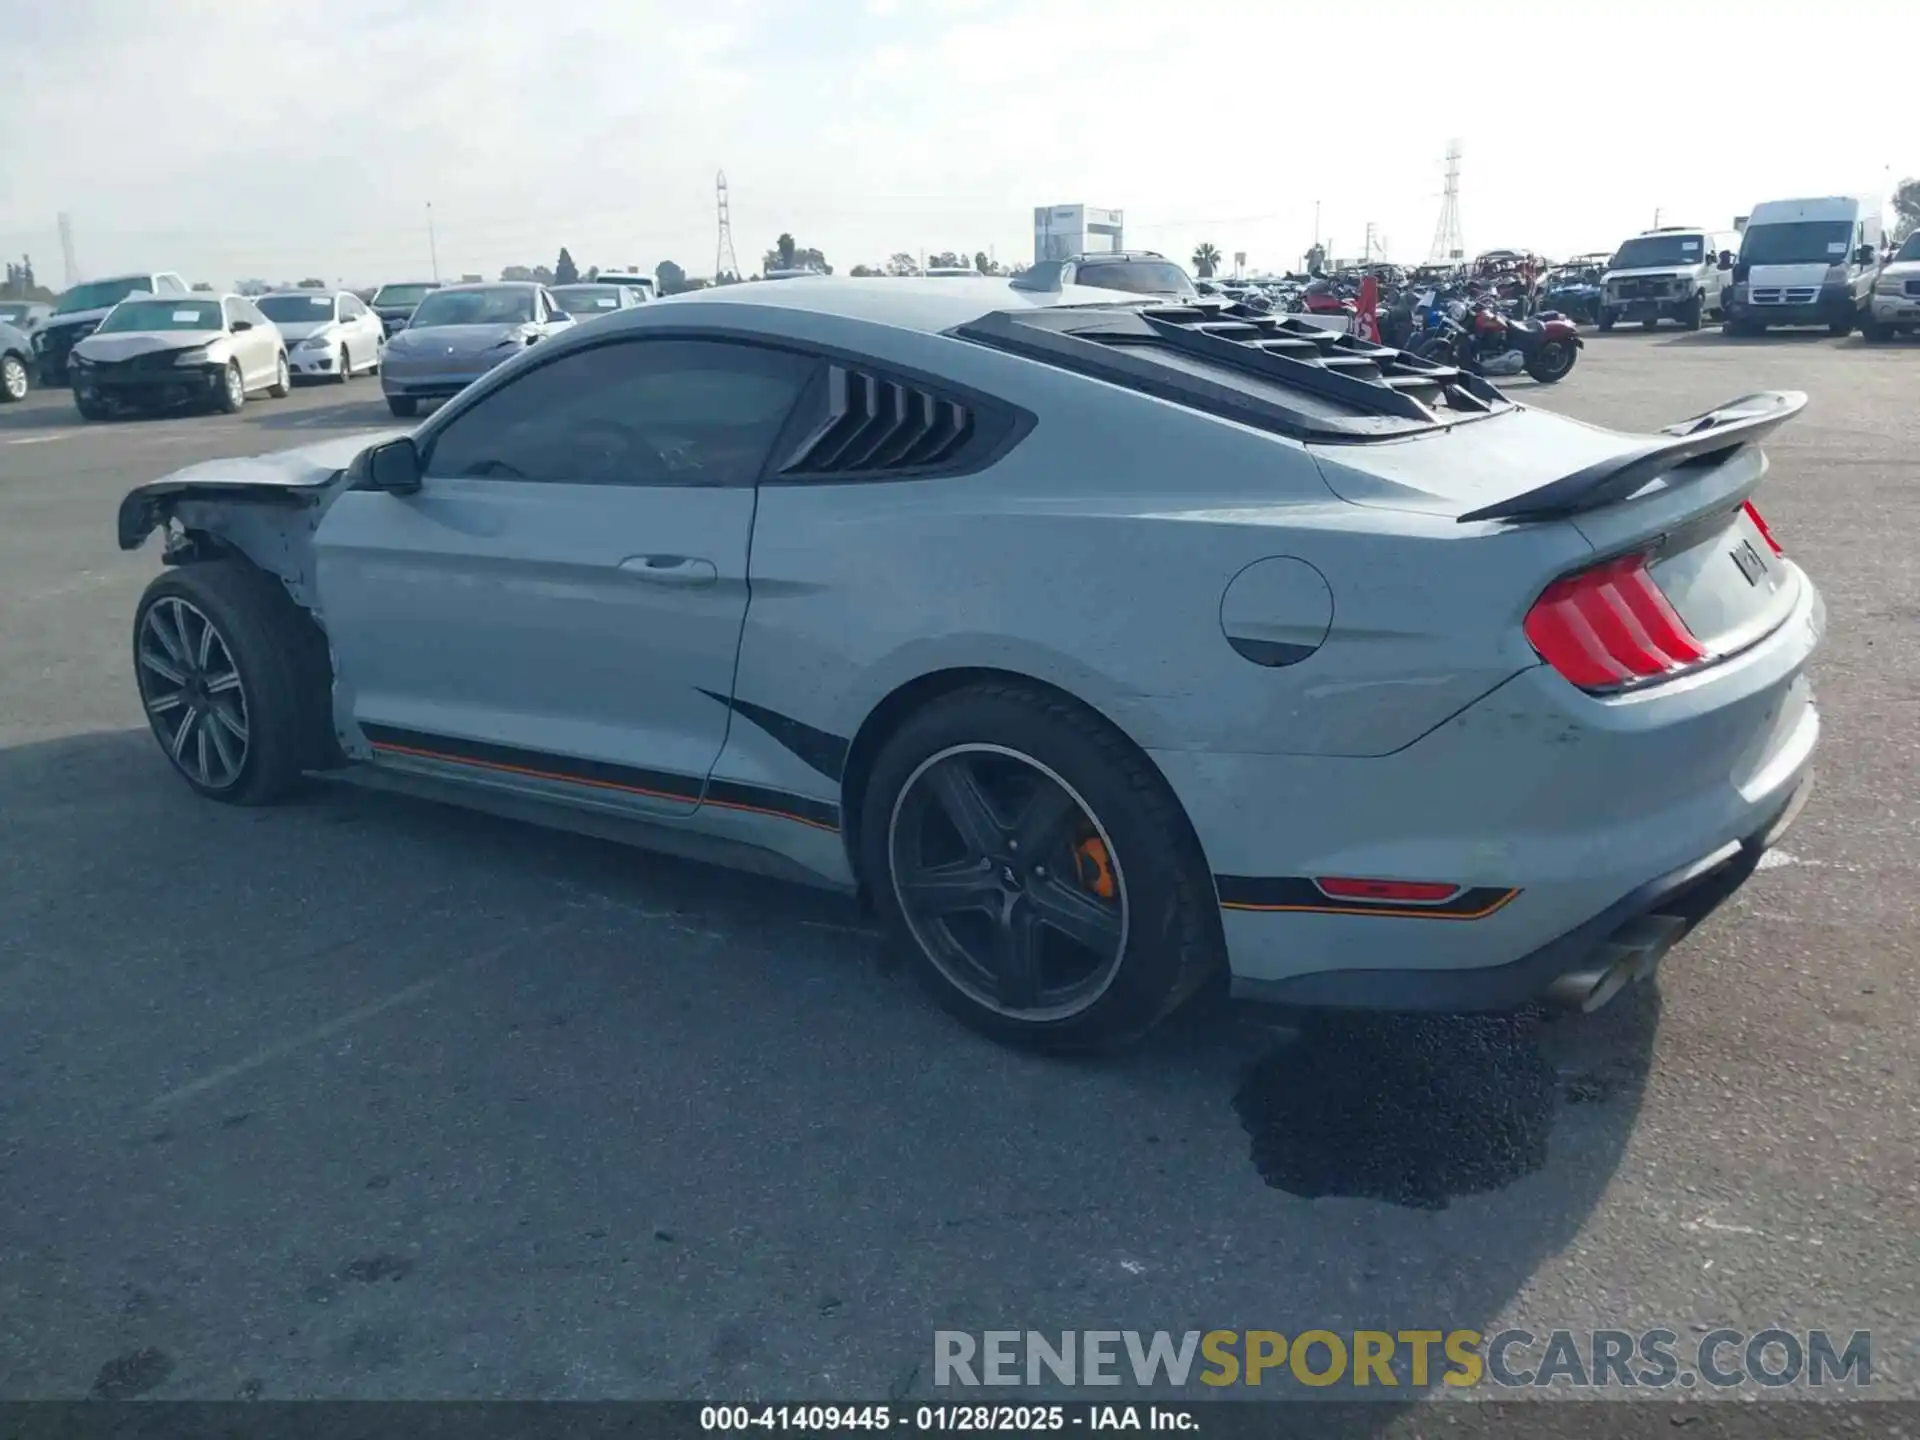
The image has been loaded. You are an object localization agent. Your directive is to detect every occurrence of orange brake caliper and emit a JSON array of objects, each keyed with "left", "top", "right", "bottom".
[{"left": 1073, "top": 835, "right": 1116, "bottom": 900}]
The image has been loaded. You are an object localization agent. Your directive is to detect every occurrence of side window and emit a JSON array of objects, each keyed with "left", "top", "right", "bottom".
[
  {"left": 422, "top": 339, "right": 817, "bottom": 489},
  {"left": 222, "top": 297, "right": 247, "bottom": 328},
  {"left": 159, "top": 274, "right": 188, "bottom": 294},
  {"left": 342, "top": 295, "right": 366, "bottom": 319},
  {"left": 243, "top": 300, "right": 270, "bottom": 326}
]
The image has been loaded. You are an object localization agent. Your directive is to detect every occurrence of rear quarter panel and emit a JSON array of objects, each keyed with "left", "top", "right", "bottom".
[{"left": 727, "top": 324, "right": 1595, "bottom": 822}]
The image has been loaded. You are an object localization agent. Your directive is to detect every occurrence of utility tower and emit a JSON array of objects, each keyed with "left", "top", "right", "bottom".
[
  {"left": 1428, "top": 141, "right": 1464, "bottom": 265},
  {"left": 58, "top": 212, "right": 81, "bottom": 286},
  {"left": 715, "top": 171, "right": 740, "bottom": 283}
]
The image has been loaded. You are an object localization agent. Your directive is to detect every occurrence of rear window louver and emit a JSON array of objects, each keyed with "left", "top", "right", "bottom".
[
  {"left": 951, "top": 300, "right": 1511, "bottom": 441},
  {"left": 778, "top": 365, "right": 975, "bottom": 476}
]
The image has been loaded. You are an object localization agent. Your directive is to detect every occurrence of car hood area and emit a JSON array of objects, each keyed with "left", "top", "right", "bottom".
[
  {"left": 384, "top": 323, "right": 526, "bottom": 358},
  {"left": 273, "top": 320, "right": 335, "bottom": 342},
  {"left": 74, "top": 329, "right": 226, "bottom": 362}
]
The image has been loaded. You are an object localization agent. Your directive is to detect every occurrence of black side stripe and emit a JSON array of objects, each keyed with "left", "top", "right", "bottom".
[
  {"left": 360, "top": 723, "right": 840, "bottom": 832},
  {"left": 1215, "top": 876, "right": 1519, "bottom": 919},
  {"left": 699, "top": 689, "right": 850, "bottom": 783}
]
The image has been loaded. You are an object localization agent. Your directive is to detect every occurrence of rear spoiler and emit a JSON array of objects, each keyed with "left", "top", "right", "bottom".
[{"left": 1458, "top": 390, "right": 1807, "bottom": 524}]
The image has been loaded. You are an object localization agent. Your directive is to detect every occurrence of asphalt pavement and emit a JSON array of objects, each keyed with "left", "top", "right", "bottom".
[{"left": 1, "top": 333, "right": 1915, "bottom": 1412}]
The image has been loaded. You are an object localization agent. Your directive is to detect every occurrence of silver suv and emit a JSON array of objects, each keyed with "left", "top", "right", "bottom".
[{"left": 34, "top": 271, "right": 189, "bottom": 383}]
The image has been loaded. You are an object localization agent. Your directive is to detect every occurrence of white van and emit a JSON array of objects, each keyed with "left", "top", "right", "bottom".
[
  {"left": 1597, "top": 227, "right": 1737, "bottom": 331},
  {"left": 1722, "top": 196, "right": 1883, "bottom": 336}
]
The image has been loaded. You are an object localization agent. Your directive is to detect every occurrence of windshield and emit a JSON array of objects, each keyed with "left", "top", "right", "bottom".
[
  {"left": 371, "top": 283, "right": 439, "bottom": 309},
  {"left": 257, "top": 293, "right": 337, "bottom": 322},
  {"left": 1739, "top": 221, "right": 1853, "bottom": 267},
  {"left": 551, "top": 285, "right": 624, "bottom": 312},
  {"left": 1893, "top": 233, "right": 1920, "bottom": 264},
  {"left": 95, "top": 299, "right": 224, "bottom": 334},
  {"left": 55, "top": 277, "right": 155, "bottom": 315},
  {"left": 1610, "top": 234, "right": 1707, "bottom": 270},
  {"left": 406, "top": 288, "right": 535, "bottom": 327},
  {"left": 1074, "top": 260, "right": 1197, "bottom": 297}
]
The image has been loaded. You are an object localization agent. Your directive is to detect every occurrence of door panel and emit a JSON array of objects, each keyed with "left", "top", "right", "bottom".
[
  {"left": 315, "top": 479, "right": 755, "bottom": 814},
  {"left": 312, "top": 334, "right": 818, "bottom": 818}
]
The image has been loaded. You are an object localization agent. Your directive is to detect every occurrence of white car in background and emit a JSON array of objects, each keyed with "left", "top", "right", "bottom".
[{"left": 257, "top": 291, "right": 385, "bottom": 383}]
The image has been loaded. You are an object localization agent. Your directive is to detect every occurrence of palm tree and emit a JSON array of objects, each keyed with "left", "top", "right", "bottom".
[{"left": 1192, "top": 242, "right": 1222, "bottom": 279}]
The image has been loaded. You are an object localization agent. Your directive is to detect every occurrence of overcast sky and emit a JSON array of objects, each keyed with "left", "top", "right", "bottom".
[{"left": 2, "top": 0, "right": 1915, "bottom": 290}]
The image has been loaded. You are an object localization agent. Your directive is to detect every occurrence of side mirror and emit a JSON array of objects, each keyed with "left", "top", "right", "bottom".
[
  {"left": 230, "top": 319, "right": 252, "bottom": 332},
  {"left": 1717, "top": 251, "right": 1733, "bottom": 270},
  {"left": 352, "top": 437, "right": 422, "bottom": 494},
  {"left": 1855, "top": 245, "right": 1876, "bottom": 266}
]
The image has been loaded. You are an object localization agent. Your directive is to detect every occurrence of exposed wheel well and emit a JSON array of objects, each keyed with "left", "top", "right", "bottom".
[{"left": 838, "top": 666, "right": 1211, "bottom": 908}]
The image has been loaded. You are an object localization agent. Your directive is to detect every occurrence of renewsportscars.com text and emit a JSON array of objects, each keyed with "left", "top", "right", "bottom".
[{"left": 933, "top": 1329, "right": 1872, "bottom": 1391}]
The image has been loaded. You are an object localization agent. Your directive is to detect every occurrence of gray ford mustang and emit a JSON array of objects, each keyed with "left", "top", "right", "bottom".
[{"left": 115, "top": 277, "right": 1823, "bottom": 1048}]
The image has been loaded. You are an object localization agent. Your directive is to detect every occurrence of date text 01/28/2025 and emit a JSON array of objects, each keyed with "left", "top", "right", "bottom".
[{"left": 700, "top": 1405, "right": 1197, "bottom": 1432}]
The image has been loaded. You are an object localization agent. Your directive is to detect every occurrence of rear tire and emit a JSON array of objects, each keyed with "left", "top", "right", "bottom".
[
  {"left": 1828, "top": 313, "right": 1855, "bottom": 338},
  {"left": 1525, "top": 338, "right": 1577, "bottom": 383},
  {"left": 0, "top": 353, "right": 28, "bottom": 402},
  {"left": 132, "top": 561, "right": 334, "bottom": 806},
  {"left": 1860, "top": 315, "right": 1891, "bottom": 343},
  {"left": 1596, "top": 308, "right": 1616, "bottom": 332},
  {"left": 860, "top": 682, "right": 1221, "bottom": 1051},
  {"left": 386, "top": 395, "right": 418, "bottom": 418}
]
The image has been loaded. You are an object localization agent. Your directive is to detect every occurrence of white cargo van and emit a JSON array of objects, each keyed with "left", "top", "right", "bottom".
[
  {"left": 1597, "top": 226, "right": 1737, "bottom": 331},
  {"left": 1722, "top": 196, "right": 1883, "bottom": 336}
]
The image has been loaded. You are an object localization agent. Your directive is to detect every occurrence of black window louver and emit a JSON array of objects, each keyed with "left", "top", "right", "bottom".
[
  {"left": 1119, "top": 303, "right": 1504, "bottom": 421},
  {"left": 949, "top": 298, "right": 1512, "bottom": 442},
  {"left": 779, "top": 366, "right": 974, "bottom": 476}
]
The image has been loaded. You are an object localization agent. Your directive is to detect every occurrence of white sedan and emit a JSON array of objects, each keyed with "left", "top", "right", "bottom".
[{"left": 258, "top": 290, "right": 385, "bottom": 383}]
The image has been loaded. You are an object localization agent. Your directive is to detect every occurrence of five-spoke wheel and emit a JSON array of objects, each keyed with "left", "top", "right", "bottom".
[
  {"left": 862, "top": 682, "right": 1220, "bottom": 1048},
  {"left": 890, "top": 744, "right": 1129, "bottom": 1022}
]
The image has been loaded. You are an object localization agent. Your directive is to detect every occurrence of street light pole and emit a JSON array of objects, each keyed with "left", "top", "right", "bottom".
[{"left": 427, "top": 202, "right": 441, "bottom": 281}]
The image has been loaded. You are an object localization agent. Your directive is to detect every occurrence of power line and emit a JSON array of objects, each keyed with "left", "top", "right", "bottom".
[
  {"left": 715, "top": 171, "right": 740, "bottom": 282},
  {"left": 58, "top": 212, "right": 80, "bottom": 286},
  {"left": 1429, "top": 141, "right": 1464, "bottom": 265}
]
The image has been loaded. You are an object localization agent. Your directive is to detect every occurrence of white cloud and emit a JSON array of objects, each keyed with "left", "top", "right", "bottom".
[{"left": 1, "top": 0, "right": 1914, "bottom": 290}]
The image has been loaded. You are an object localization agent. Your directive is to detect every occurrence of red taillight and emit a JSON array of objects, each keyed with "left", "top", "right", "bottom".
[
  {"left": 1744, "top": 499, "right": 1783, "bottom": 555},
  {"left": 1314, "top": 877, "right": 1462, "bottom": 903},
  {"left": 1524, "top": 552, "right": 1707, "bottom": 691}
]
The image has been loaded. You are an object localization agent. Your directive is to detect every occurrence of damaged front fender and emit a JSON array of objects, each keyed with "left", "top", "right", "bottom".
[{"left": 116, "top": 429, "right": 405, "bottom": 611}]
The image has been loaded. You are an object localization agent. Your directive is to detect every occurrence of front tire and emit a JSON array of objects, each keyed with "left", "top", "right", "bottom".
[
  {"left": 1678, "top": 294, "right": 1703, "bottom": 330},
  {"left": 1596, "top": 307, "right": 1616, "bottom": 332},
  {"left": 337, "top": 345, "right": 352, "bottom": 383},
  {"left": 1828, "top": 313, "right": 1855, "bottom": 338},
  {"left": 74, "top": 388, "right": 107, "bottom": 421},
  {"left": 860, "top": 683, "right": 1220, "bottom": 1050},
  {"left": 0, "top": 353, "right": 28, "bottom": 402},
  {"left": 386, "top": 395, "right": 418, "bottom": 417},
  {"left": 132, "top": 561, "right": 330, "bottom": 805},
  {"left": 269, "top": 354, "right": 291, "bottom": 398},
  {"left": 216, "top": 361, "right": 246, "bottom": 413},
  {"left": 1861, "top": 315, "right": 1891, "bottom": 343}
]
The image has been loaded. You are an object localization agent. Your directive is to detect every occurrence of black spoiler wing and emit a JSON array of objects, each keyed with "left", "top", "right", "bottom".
[{"left": 1457, "top": 390, "right": 1807, "bottom": 524}]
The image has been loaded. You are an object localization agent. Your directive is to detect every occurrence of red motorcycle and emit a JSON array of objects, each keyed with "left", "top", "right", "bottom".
[{"left": 1414, "top": 299, "right": 1582, "bottom": 384}]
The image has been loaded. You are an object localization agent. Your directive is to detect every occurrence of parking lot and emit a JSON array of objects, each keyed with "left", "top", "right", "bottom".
[{"left": 2, "top": 331, "right": 1915, "bottom": 1405}]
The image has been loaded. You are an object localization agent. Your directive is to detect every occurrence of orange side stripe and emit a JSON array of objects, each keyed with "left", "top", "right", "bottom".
[
  {"left": 370, "top": 740, "right": 837, "bottom": 831},
  {"left": 1220, "top": 890, "right": 1519, "bottom": 921}
]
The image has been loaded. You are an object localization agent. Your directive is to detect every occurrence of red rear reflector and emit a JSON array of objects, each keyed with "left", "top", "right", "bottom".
[
  {"left": 1743, "top": 499, "right": 1783, "bottom": 555},
  {"left": 1314, "top": 877, "right": 1462, "bottom": 903},
  {"left": 1524, "top": 551, "right": 1707, "bottom": 691}
]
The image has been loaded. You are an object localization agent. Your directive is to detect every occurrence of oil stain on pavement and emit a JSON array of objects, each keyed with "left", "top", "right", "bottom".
[{"left": 1232, "top": 1012, "right": 1556, "bottom": 1210}]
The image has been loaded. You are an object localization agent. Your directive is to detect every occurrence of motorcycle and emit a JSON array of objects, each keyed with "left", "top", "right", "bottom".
[{"left": 1413, "top": 299, "right": 1582, "bottom": 383}]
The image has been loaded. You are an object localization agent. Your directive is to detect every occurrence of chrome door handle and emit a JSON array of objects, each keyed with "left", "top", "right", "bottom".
[{"left": 619, "top": 554, "right": 718, "bottom": 587}]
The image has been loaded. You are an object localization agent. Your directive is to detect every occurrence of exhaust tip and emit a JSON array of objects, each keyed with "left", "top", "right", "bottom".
[{"left": 1547, "top": 915, "right": 1689, "bottom": 1013}]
